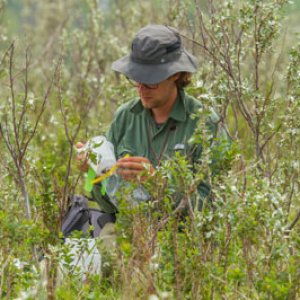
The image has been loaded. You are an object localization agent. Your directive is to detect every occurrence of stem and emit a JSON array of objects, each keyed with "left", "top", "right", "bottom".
[
  {"left": 18, "top": 166, "right": 31, "bottom": 220},
  {"left": 286, "top": 210, "right": 300, "bottom": 232},
  {"left": 9, "top": 42, "right": 21, "bottom": 155}
]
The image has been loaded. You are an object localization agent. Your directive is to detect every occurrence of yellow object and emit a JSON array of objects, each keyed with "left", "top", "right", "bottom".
[
  {"left": 91, "top": 164, "right": 117, "bottom": 184},
  {"left": 92, "top": 154, "right": 130, "bottom": 184}
]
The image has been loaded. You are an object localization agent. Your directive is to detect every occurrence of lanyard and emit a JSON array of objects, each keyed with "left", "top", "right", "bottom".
[{"left": 146, "top": 118, "right": 175, "bottom": 166}]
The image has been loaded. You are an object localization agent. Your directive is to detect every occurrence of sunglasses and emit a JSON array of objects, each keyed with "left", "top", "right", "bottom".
[{"left": 126, "top": 77, "right": 159, "bottom": 90}]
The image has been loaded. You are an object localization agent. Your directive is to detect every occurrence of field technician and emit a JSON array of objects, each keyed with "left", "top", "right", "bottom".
[{"left": 79, "top": 24, "right": 229, "bottom": 215}]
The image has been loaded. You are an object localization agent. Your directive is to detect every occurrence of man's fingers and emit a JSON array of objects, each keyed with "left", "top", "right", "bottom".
[
  {"left": 117, "top": 168, "right": 141, "bottom": 176},
  {"left": 117, "top": 158, "right": 153, "bottom": 181},
  {"left": 76, "top": 152, "right": 87, "bottom": 161},
  {"left": 118, "top": 156, "right": 150, "bottom": 163},
  {"left": 117, "top": 161, "right": 149, "bottom": 170},
  {"left": 117, "top": 156, "right": 155, "bottom": 182},
  {"left": 117, "top": 168, "right": 143, "bottom": 181},
  {"left": 75, "top": 142, "right": 85, "bottom": 148}
]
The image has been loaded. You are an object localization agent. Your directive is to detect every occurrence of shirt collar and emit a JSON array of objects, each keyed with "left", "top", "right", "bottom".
[
  {"left": 129, "top": 98, "right": 143, "bottom": 113},
  {"left": 129, "top": 89, "right": 188, "bottom": 122}
]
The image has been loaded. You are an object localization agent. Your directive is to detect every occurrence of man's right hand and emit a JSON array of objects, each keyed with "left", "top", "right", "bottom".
[{"left": 75, "top": 142, "right": 89, "bottom": 172}]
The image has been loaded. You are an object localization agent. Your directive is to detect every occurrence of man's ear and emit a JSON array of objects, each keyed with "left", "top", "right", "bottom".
[{"left": 170, "top": 73, "right": 180, "bottom": 82}]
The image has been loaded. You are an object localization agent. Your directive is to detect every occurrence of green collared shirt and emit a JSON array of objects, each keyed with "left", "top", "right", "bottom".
[
  {"left": 92, "top": 89, "right": 222, "bottom": 213},
  {"left": 107, "top": 89, "right": 206, "bottom": 166}
]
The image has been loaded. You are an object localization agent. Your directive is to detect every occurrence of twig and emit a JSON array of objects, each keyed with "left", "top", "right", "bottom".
[
  {"left": 0, "top": 255, "right": 10, "bottom": 296},
  {"left": 285, "top": 177, "right": 295, "bottom": 224},
  {"left": 56, "top": 49, "right": 91, "bottom": 210},
  {"left": 257, "top": 125, "right": 282, "bottom": 158},
  {"left": 9, "top": 42, "right": 21, "bottom": 155},
  {"left": 286, "top": 209, "right": 300, "bottom": 232},
  {"left": 20, "top": 51, "right": 59, "bottom": 162},
  {"left": 0, "top": 44, "right": 60, "bottom": 220},
  {"left": 17, "top": 46, "right": 30, "bottom": 144},
  {"left": 0, "top": 43, "right": 14, "bottom": 67}
]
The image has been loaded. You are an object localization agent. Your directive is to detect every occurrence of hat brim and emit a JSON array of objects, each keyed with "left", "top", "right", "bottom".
[{"left": 111, "top": 50, "right": 197, "bottom": 84}]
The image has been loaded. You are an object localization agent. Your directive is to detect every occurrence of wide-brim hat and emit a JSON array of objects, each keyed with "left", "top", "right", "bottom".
[{"left": 111, "top": 25, "right": 198, "bottom": 85}]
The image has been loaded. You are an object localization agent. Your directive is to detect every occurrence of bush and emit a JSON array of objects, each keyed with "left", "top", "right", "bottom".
[{"left": 1, "top": 0, "right": 300, "bottom": 299}]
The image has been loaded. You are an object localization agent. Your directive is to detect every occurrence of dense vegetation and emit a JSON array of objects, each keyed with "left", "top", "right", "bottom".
[{"left": 1, "top": 0, "right": 300, "bottom": 299}]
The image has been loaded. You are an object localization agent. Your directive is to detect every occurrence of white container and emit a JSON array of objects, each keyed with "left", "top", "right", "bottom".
[
  {"left": 87, "top": 136, "right": 116, "bottom": 175},
  {"left": 60, "top": 238, "right": 102, "bottom": 281}
]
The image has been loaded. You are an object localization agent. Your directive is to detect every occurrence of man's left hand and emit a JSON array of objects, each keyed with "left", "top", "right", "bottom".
[{"left": 117, "top": 156, "right": 154, "bottom": 181}]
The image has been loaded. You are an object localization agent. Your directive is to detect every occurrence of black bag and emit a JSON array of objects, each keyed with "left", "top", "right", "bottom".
[{"left": 62, "top": 195, "right": 116, "bottom": 238}]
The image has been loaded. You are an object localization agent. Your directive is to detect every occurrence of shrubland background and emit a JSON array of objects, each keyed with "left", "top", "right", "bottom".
[{"left": 1, "top": 0, "right": 300, "bottom": 299}]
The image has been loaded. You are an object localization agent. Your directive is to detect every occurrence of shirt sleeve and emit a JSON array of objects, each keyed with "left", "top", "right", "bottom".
[{"left": 106, "top": 113, "right": 118, "bottom": 156}]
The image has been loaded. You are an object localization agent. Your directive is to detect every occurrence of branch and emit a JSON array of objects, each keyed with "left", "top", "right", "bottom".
[
  {"left": 254, "top": 4, "right": 260, "bottom": 93},
  {"left": 56, "top": 54, "right": 86, "bottom": 205},
  {"left": 263, "top": 28, "right": 287, "bottom": 112},
  {"left": 286, "top": 210, "right": 300, "bottom": 232},
  {"left": 17, "top": 46, "right": 30, "bottom": 144},
  {"left": 0, "top": 43, "right": 14, "bottom": 67},
  {"left": 257, "top": 124, "right": 282, "bottom": 158},
  {"left": 0, "top": 115, "right": 17, "bottom": 161},
  {"left": 9, "top": 42, "right": 21, "bottom": 156},
  {"left": 0, "top": 254, "right": 11, "bottom": 297},
  {"left": 180, "top": 23, "right": 256, "bottom": 135},
  {"left": 180, "top": 31, "right": 231, "bottom": 78},
  {"left": 148, "top": 184, "right": 198, "bottom": 248},
  {"left": 285, "top": 177, "right": 295, "bottom": 224},
  {"left": 235, "top": 29, "right": 243, "bottom": 91},
  {"left": 20, "top": 53, "right": 61, "bottom": 162},
  {"left": 1, "top": 45, "right": 62, "bottom": 220}
]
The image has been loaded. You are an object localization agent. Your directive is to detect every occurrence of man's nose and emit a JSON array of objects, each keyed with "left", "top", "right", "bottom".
[
  {"left": 137, "top": 82, "right": 147, "bottom": 90},
  {"left": 137, "top": 83, "right": 147, "bottom": 91}
]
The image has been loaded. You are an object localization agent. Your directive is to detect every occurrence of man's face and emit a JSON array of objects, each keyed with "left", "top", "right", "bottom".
[{"left": 135, "top": 75, "right": 179, "bottom": 110}]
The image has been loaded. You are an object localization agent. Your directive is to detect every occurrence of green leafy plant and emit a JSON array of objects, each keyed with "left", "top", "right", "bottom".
[{"left": 1, "top": 0, "right": 300, "bottom": 299}]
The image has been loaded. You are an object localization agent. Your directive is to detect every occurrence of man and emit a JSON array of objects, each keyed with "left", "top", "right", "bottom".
[{"left": 90, "top": 24, "right": 227, "bottom": 213}]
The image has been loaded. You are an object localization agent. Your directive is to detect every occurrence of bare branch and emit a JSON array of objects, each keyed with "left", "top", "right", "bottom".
[
  {"left": 0, "top": 254, "right": 11, "bottom": 296},
  {"left": 257, "top": 125, "right": 282, "bottom": 158},
  {"left": 285, "top": 177, "right": 295, "bottom": 223},
  {"left": 0, "top": 43, "right": 14, "bottom": 67},
  {"left": 179, "top": 31, "right": 231, "bottom": 78},
  {"left": 0, "top": 116, "right": 16, "bottom": 161},
  {"left": 20, "top": 54, "right": 61, "bottom": 162},
  {"left": 254, "top": 4, "right": 260, "bottom": 93},
  {"left": 17, "top": 46, "right": 30, "bottom": 143},
  {"left": 179, "top": 21, "right": 256, "bottom": 136},
  {"left": 9, "top": 42, "right": 21, "bottom": 156},
  {"left": 235, "top": 29, "right": 243, "bottom": 90},
  {"left": 1, "top": 44, "right": 63, "bottom": 220},
  {"left": 56, "top": 53, "right": 88, "bottom": 205},
  {"left": 286, "top": 210, "right": 300, "bottom": 232}
]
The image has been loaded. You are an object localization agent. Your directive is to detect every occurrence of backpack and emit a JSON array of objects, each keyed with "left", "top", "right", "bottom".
[{"left": 61, "top": 195, "right": 116, "bottom": 238}]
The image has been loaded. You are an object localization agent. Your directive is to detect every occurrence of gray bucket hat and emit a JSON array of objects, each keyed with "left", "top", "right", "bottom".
[{"left": 111, "top": 24, "right": 198, "bottom": 85}]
